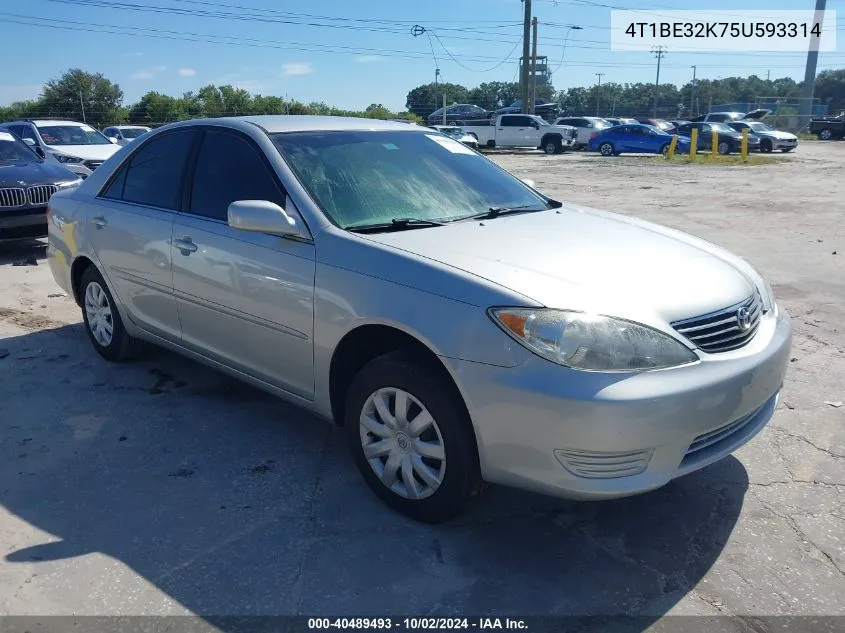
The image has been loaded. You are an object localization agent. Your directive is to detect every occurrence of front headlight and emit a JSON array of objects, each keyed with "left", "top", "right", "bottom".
[
  {"left": 54, "top": 154, "right": 83, "bottom": 164},
  {"left": 489, "top": 308, "right": 698, "bottom": 372},
  {"left": 56, "top": 179, "right": 82, "bottom": 190}
]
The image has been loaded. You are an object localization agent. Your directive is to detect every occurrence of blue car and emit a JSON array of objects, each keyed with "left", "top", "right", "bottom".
[{"left": 587, "top": 124, "right": 691, "bottom": 156}]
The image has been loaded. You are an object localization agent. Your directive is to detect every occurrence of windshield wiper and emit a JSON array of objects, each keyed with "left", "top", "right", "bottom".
[
  {"left": 347, "top": 218, "right": 447, "bottom": 233},
  {"left": 464, "top": 200, "right": 561, "bottom": 221}
]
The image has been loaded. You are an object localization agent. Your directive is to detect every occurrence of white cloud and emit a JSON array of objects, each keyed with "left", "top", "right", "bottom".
[
  {"left": 151, "top": 65, "right": 169, "bottom": 72},
  {"left": 354, "top": 55, "right": 382, "bottom": 63},
  {"left": 130, "top": 70, "right": 155, "bottom": 80},
  {"left": 177, "top": 68, "right": 197, "bottom": 77},
  {"left": 282, "top": 62, "right": 313, "bottom": 76}
]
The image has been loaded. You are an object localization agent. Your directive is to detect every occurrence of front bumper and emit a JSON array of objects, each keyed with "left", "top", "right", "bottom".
[
  {"left": 0, "top": 207, "right": 48, "bottom": 241},
  {"left": 447, "top": 308, "right": 792, "bottom": 500},
  {"left": 772, "top": 137, "right": 798, "bottom": 150}
]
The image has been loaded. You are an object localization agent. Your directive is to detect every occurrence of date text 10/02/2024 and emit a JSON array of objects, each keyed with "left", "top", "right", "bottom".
[{"left": 307, "top": 618, "right": 529, "bottom": 630}]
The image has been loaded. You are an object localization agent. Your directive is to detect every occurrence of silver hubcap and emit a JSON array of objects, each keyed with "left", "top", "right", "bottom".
[
  {"left": 601, "top": 144, "right": 612, "bottom": 155},
  {"left": 359, "top": 387, "right": 446, "bottom": 500},
  {"left": 84, "top": 281, "right": 114, "bottom": 347},
  {"left": 821, "top": 130, "right": 831, "bottom": 139}
]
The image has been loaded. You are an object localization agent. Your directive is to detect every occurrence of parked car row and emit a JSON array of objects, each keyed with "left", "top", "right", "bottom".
[
  {"left": 0, "top": 119, "right": 151, "bottom": 242},
  {"left": 809, "top": 112, "right": 845, "bottom": 140}
]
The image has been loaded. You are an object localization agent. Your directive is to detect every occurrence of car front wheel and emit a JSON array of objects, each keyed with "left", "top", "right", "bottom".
[
  {"left": 344, "top": 351, "right": 482, "bottom": 523},
  {"left": 543, "top": 139, "right": 560, "bottom": 154},
  {"left": 760, "top": 139, "right": 773, "bottom": 153},
  {"left": 717, "top": 141, "right": 731, "bottom": 155},
  {"left": 80, "top": 266, "right": 143, "bottom": 362}
]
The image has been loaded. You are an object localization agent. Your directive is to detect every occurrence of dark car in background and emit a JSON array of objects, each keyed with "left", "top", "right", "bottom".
[
  {"left": 675, "top": 122, "right": 761, "bottom": 154},
  {"left": 809, "top": 113, "right": 845, "bottom": 140},
  {"left": 637, "top": 118, "right": 676, "bottom": 133},
  {"left": 0, "top": 130, "right": 81, "bottom": 242},
  {"left": 426, "top": 104, "right": 491, "bottom": 126},
  {"left": 496, "top": 98, "right": 560, "bottom": 120}
]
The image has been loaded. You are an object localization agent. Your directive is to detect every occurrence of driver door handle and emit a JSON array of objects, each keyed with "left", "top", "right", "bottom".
[
  {"left": 173, "top": 237, "right": 198, "bottom": 254},
  {"left": 91, "top": 216, "right": 106, "bottom": 229}
]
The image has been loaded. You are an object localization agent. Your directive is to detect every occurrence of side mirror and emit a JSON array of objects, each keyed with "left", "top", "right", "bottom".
[
  {"left": 520, "top": 178, "right": 536, "bottom": 189},
  {"left": 108, "top": 137, "right": 119, "bottom": 144},
  {"left": 227, "top": 199, "right": 302, "bottom": 238},
  {"left": 22, "top": 137, "right": 36, "bottom": 147}
]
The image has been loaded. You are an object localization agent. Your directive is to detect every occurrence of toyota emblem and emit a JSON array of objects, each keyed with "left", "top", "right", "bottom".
[{"left": 736, "top": 306, "right": 752, "bottom": 331}]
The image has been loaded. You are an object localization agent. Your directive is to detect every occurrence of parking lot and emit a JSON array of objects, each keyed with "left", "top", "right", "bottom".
[{"left": 1, "top": 141, "right": 843, "bottom": 626}]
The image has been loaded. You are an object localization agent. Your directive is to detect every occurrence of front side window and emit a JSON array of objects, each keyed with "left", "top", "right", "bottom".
[
  {"left": 120, "top": 130, "right": 196, "bottom": 209},
  {"left": 190, "top": 130, "right": 285, "bottom": 222},
  {"left": 271, "top": 130, "right": 550, "bottom": 230},
  {"left": 120, "top": 128, "right": 149, "bottom": 139},
  {"left": 36, "top": 125, "right": 112, "bottom": 146}
]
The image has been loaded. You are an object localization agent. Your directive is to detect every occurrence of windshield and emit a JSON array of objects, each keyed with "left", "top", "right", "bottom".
[
  {"left": 748, "top": 122, "right": 771, "bottom": 132},
  {"left": 271, "top": 130, "right": 550, "bottom": 229},
  {"left": 37, "top": 125, "right": 112, "bottom": 146},
  {"left": 0, "top": 133, "right": 41, "bottom": 163},
  {"left": 120, "top": 127, "right": 149, "bottom": 139},
  {"left": 438, "top": 127, "right": 463, "bottom": 138}
]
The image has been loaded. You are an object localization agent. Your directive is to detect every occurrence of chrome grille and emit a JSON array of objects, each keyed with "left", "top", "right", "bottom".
[
  {"left": 671, "top": 293, "right": 763, "bottom": 353},
  {"left": 0, "top": 188, "right": 26, "bottom": 208},
  {"left": 27, "top": 184, "right": 57, "bottom": 206}
]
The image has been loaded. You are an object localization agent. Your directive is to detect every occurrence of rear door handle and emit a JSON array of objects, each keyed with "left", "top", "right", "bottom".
[
  {"left": 173, "top": 237, "right": 198, "bottom": 254},
  {"left": 91, "top": 216, "right": 106, "bottom": 229}
]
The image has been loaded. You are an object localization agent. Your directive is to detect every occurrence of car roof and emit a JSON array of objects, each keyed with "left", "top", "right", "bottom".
[
  {"left": 163, "top": 115, "right": 426, "bottom": 134},
  {"left": 30, "top": 120, "right": 90, "bottom": 127}
]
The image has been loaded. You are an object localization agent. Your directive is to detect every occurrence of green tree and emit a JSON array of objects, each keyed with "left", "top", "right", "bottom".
[
  {"left": 814, "top": 69, "right": 845, "bottom": 113},
  {"left": 405, "top": 82, "right": 469, "bottom": 118},
  {"left": 39, "top": 68, "right": 124, "bottom": 126},
  {"left": 127, "top": 92, "right": 188, "bottom": 124}
]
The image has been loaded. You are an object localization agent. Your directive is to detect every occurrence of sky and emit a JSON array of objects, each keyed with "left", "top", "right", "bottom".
[{"left": 1, "top": 0, "right": 844, "bottom": 111}]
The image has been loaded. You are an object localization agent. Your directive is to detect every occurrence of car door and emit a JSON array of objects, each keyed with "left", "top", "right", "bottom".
[
  {"left": 171, "top": 127, "right": 316, "bottom": 399},
  {"left": 87, "top": 129, "right": 195, "bottom": 342},
  {"left": 613, "top": 126, "right": 638, "bottom": 152}
]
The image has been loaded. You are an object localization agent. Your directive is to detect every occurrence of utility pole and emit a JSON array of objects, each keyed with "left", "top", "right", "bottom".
[
  {"left": 521, "top": 0, "right": 532, "bottom": 114},
  {"left": 595, "top": 73, "right": 604, "bottom": 117},
  {"left": 766, "top": 69, "right": 771, "bottom": 81},
  {"left": 689, "top": 65, "right": 697, "bottom": 115},
  {"left": 800, "top": 0, "right": 827, "bottom": 125},
  {"left": 79, "top": 89, "right": 86, "bottom": 123},
  {"left": 529, "top": 16, "right": 539, "bottom": 114},
  {"left": 435, "top": 68, "right": 440, "bottom": 86},
  {"left": 651, "top": 46, "right": 665, "bottom": 119}
]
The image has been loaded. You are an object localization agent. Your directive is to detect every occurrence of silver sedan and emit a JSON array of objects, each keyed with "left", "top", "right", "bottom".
[{"left": 46, "top": 116, "right": 792, "bottom": 523}]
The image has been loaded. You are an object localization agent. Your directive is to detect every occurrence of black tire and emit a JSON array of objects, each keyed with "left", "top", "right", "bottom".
[
  {"left": 543, "top": 138, "right": 561, "bottom": 154},
  {"left": 599, "top": 142, "right": 615, "bottom": 156},
  {"left": 717, "top": 141, "right": 731, "bottom": 155},
  {"left": 80, "top": 266, "right": 144, "bottom": 362},
  {"left": 660, "top": 143, "right": 670, "bottom": 156},
  {"left": 344, "top": 351, "right": 482, "bottom": 523},
  {"left": 818, "top": 129, "right": 833, "bottom": 141},
  {"left": 760, "top": 139, "right": 773, "bottom": 153},
  {"left": 455, "top": 120, "right": 466, "bottom": 126}
]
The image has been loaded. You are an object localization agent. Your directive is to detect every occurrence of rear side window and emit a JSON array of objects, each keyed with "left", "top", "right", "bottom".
[
  {"left": 121, "top": 130, "right": 196, "bottom": 210},
  {"left": 189, "top": 130, "right": 285, "bottom": 222}
]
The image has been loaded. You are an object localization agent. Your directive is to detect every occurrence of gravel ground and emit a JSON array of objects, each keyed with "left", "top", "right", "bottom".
[{"left": 0, "top": 141, "right": 843, "bottom": 629}]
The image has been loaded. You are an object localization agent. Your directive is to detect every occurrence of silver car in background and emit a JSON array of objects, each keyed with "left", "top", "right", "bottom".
[{"left": 47, "top": 116, "right": 792, "bottom": 523}]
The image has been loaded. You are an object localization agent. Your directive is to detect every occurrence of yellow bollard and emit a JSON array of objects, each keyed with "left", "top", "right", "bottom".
[
  {"left": 711, "top": 130, "right": 719, "bottom": 158},
  {"left": 667, "top": 134, "right": 678, "bottom": 159},
  {"left": 690, "top": 128, "right": 698, "bottom": 161},
  {"left": 741, "top": 127, "right": 749, "bottom": 162}
]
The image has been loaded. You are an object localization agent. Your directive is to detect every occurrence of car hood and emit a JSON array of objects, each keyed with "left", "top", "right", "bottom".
[
  {"left": 362, "top": 206, "right": 757, "bottom": 324},
  {"left": 46, "top": 144, "right": 120, "bottom": 160},
  {"left": 0, "top": 161, "right": 78, "bottom": 186},
  {"left": 759, "top": 130, "right": 796, "bottom": 140}
]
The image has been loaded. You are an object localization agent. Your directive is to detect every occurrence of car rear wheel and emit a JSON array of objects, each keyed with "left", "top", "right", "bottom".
[
  {"left": 660, "top": 143, "right": 670, "bottom": 156},
  {"left": 717, "top": 141, "right": 731, "bottom": 155},
  {"left": 760, "top": 139, "right": 773, "bottom": 153},
  {"left": 344, "top": 351, "right": 482, "bottom": 523},
  {"left": 818, "top": 129, "right": 833, "bottom": 140},
  {"left": 599, "top": 142, "right": 615, "bottom": 156},
  {"left": 80, "top": 266, "right": 143, "bottom": 362}
]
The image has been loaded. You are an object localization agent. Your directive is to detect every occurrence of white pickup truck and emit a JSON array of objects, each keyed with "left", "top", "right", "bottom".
[{"left": 462, "top": 114, "right": 578, "bottom": 154}]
